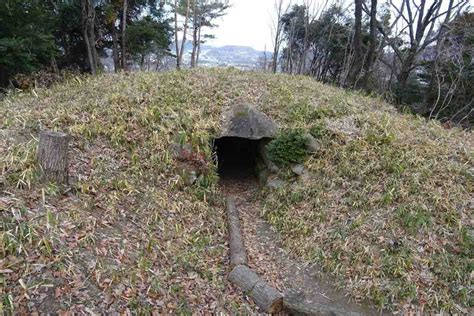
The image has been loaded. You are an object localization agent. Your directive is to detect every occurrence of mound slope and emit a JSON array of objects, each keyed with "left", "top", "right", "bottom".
[{"left": 1, "top": 68, "right": 472, "bottom": 314}]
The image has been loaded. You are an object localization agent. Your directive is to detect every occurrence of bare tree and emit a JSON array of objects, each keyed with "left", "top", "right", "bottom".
[
  {"left": 271, "top": 0, "right": 291, "bottom": 73},
  {"left": 428, "top": 12, "right": 473, "bottom": 125},
  {"left": 173, "top": 0, "right": 191, "bottom": 70},
  {"left": 179, "top": 0, "right": 191, "bottom": 69},
  {"left": 370, "top": 0, "right": 469, "bottom": 101}
]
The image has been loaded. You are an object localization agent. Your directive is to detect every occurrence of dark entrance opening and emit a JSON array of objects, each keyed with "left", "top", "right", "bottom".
[{"left": 214, "top": 137, "right": 260, "bottom": 179}]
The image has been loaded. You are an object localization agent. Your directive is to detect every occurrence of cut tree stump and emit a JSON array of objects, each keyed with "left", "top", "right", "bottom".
[
  {"left": 228, "top": 265, "right": 284, "bottom": 313},
  {"left": 37, "top": 130, "right": 69, "bottom": 185},
  {"left": 226, "top": 197, "right": 248, "bottom": 267}
]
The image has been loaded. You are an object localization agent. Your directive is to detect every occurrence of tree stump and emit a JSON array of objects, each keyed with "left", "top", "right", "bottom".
[{"left": 37, "top": 130, "right": 69, "bottom": 185}]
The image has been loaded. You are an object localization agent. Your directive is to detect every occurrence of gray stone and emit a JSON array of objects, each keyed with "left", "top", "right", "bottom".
[
  {"left": 267, "top": 178, "right": 285, "bottom": 189},
  {"left": 291, "top": 164, "right": 305, "bottom": 176},
  {"left": 257, "top": 168, "right": 270, "bottom": 186},
  {"left": 219, "top": 104, "right": 278, "bottom": 140},
  {"left": 267, "top": 161, "right": 280, "bottom": 173},
  {"left": 186, "top": 170, "right": 198, "bottom": 185},
  {"left": 305, "top": 133, "right": 320, "bottom": 153},
  {"left": 258, "top": 140, "right": 280, "bottom": 172}
]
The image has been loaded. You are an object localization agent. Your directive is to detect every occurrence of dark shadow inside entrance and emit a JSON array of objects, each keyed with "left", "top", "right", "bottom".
[{"left": 214, "top": 137, "right": 260, "bottom": 180}]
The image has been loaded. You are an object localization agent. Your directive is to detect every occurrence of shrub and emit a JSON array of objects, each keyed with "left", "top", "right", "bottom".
[{"left": 267, "top": 130, "right": 308, "bottom": 166}]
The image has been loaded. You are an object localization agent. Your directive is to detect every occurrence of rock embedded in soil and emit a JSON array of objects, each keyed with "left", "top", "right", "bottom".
[
  {"left": 291, "top": 164, "right": 305, "bottom": 176},
  {"left": 305, "top": 133, "right": 320, "bottom": 153},
  {"left": 267, "top": 178, "right": 285, "bottom": 189}
]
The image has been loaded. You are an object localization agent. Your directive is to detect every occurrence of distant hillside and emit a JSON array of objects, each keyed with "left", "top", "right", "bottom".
[
  {"left": 184, "top": 45, "right": 272, "bottom": 69},
  {"left": 1, "top": 69, "right": 472, "bottom": 314},
  {"left": 100, "top": 44, "right": 271, "bottom": 71}
]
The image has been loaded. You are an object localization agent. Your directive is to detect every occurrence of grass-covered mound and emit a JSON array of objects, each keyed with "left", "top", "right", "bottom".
[{"left": 1, "top": 69, "right": 472, "bottom": 313}]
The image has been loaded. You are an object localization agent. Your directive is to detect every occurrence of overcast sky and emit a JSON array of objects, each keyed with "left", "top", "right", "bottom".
[
  {"left": 206, "top": 0, "right": 318, "bottom": 51},
  {"left": 184, "top": 0, "right": 454, "bottom": 52},
  {"left": 206, "top": 0, "right": 276, "bottom": 51}
]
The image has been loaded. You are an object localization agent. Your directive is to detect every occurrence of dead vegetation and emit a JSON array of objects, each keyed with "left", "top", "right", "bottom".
[{"left": 0, "top": 68, "right": 472, "bottom": 313}]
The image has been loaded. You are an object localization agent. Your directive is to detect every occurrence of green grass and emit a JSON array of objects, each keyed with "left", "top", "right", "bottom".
[{"left": 0, "top": 68, "right": 472, "bottom": 314}]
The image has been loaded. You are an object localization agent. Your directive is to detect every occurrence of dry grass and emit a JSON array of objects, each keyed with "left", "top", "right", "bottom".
[
  {"left": 261, "top": 84, "right": 473, "bottom": 313},
  {"left": 0, "top": 68, "right": 472, "bottom": 313}
]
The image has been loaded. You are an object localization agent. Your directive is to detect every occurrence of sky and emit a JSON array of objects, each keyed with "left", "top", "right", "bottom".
[
  {"left": 206, "top": 0, "right": 338, "bottom": 51},
  {"left": 182, "top": 0, "right": 453, "bottom": 52},
  {"left": 207, "top": 0, "right": 278, "bottom": 51}
]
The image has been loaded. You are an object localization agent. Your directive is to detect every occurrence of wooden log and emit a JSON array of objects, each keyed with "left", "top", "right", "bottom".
[
  {"left": 37, "top": 130, "right": 69, "bottom": 185},
  {"left": 228, "top": 265, "right": 284, "bottom": 313},
  {"left": 226, "top": 197, "right": 247, "bottom": 267},
  {"left": 228, "top": 264, "right": 260, "bottom": 292},
  {"left": 251, "top": 279, "right": 284, "bottom": 314}
]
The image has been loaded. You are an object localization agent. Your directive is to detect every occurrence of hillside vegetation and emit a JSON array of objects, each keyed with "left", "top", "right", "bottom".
[{"left": 1, "top": 69, "right": 472, "bottom": 314}]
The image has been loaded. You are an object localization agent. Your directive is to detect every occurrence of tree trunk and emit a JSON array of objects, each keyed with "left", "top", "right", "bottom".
[
  {"left": 51, "top": 56, "right": 59, "bottom": 74},
  {"left": 38, "top": 131, "right": 69, "bottom": 185},
  {"left": 121, "top": 0, "right": 128, "bottom": 71},
  {"left": 89, "top": 11, "right": 99, "bottom": 72},
  {"left": 112, "top": 26, "right": 120, "bottom": 72},
  {"left": 397, "top": 49, "right": 417, "bottom": 102},
  {"left": 190, "top": 0, "right": 198, "bottom": 68},
  {"left": 174, "top": 0, "right": 181, "bottom": 69},
  {"left": 362, "top": 0, "right": 378, "bottom": 88},
  {"left": 271, "top": 0, "right": 284, "bottom": 74},
  {"left": 366, "top": 0, "right": 378, "bottom": 70},
  {"left": 81, "top": 0, "right": 96, "bottom": 75},
  {"left": 298, "top": 5, "right": 310, "bottom": 75},
  {"left": 348, "top": 0, "right": 363, "bottom": 87},
  {"left": 196, "top": 26, "right": 202, "bottom": 65},
  {"left": 272, "top": 21, "right": 281, "bottom": 74},
  {"left": 178, "top": 0, "right": 191, "bottom": 68},
  {"left": 140, "top": 54, "right": 145, "bottom": 70}
]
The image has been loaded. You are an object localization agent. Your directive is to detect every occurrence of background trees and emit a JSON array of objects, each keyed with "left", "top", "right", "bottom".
[
  {"left": 189, "top": 0, "right": 229, "bottom": 68},
  {"left": 0, "top": 0, "right": 57, "bottom": 86},
  {"left": 0, "top": 0, "right": 172, "bottom": 87},
  {"left": 171, "top": 0, "right": 229, "bottom": 69},
  {"left": 101, "top": 0, "right": 171, "bottom": 72},
  {"left": 274, "top": 0, "right": 472, "bottom": 127},
  {"left": 425, "top": 12, "right": 473, "bottom": 125},
  {"left": 126, "top": 16, "right": 172, "bottom": 70}
]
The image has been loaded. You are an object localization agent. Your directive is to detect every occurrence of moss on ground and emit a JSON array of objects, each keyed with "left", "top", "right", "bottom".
[{"left": 0, "top": 68, "right": 472, "bottom": 314}]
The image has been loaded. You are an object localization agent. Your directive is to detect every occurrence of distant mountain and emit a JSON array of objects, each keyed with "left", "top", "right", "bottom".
[
  {"left": 180, "top": 44, "right": 273, "bottom": 69},
  {"left": 101, "top": 44, "right": 273, "bottom": 72}
]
